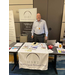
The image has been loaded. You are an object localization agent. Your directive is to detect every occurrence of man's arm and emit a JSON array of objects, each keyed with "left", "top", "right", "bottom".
[
  {"left": 31, "top": 22, "right": 35, "bottom": 38},
  {"left": 44, "top": 21, "right": 48, "bottom": 40}
]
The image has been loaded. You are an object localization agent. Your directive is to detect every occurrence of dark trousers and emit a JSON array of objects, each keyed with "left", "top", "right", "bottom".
[{"left": 33, "top": 33, "right": 44, "bottom": 43}]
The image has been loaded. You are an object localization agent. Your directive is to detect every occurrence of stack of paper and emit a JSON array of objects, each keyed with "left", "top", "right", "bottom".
[
  {"left": 9, "top": 47, "right": 19, "bottom": 52},
  {"left": 57, "top": 48, "right": 65, "bottom": 53},
  {"left": 14, "top": 43, "right": 23, "bottom": 46}
]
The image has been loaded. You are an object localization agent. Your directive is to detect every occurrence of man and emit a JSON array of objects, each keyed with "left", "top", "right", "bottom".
[{"left": 31, "top": 13, "right": 48, "bottom": 43}]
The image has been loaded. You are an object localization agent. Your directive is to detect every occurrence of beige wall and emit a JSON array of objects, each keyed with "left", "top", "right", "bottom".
[
  {"left": 60, "top": 2, "right": 65, "bottom": 41},
  {"left": 9, "top": 0, "right": 33, "bottom": 4},
  {"left": 62, "top": 4, "right": 65, "bottom": 23},
  {"left": 9, "top": 0, "right": 33, "bottom": 41}
]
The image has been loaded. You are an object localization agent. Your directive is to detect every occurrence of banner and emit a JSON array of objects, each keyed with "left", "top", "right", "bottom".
[
  {"left": 18, "top": 52, "right": 49, "bottom": 70},
  {"left": 18, "top": 43, "right": 49, "bottom": 70},
  {"left": 9, "top": 10, "right": 16, "bottom": 45},
  {"left": 19, "top": 8, "right": 37, "bottom": 22}
]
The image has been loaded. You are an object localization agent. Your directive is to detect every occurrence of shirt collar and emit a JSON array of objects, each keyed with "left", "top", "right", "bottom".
[{"left": 36, "top": 19, "right": 42, "bottom": 22}]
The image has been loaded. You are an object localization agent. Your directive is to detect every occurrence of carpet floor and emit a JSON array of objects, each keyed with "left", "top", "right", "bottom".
[{"left": 9, "top": 56, "right": 65, "bottom": 75}]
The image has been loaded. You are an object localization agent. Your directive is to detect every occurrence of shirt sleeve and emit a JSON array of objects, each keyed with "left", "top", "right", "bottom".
[
  {"left": 44, "top": 21, "right": 48, "bottom": 37},
  {"left": 31, "top": 22, "right": 35, "bottom": 36}
]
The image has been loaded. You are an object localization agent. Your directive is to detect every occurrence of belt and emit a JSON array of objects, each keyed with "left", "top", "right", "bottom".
[{"left": 34, "top": 33, "right": 45, "bottom": 36}]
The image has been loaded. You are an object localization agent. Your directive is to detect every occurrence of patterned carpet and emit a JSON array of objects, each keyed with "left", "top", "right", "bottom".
[{"left": 9, "top": 56, "right": 65, "bottom": 75}]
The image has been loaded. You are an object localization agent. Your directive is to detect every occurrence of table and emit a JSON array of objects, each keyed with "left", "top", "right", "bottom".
[
  {"left": 9, "top": 42, "right": 24, "bottom": 71},
  {"left": 48, "top": 46, "right": 65, "bottom": 74},
  {"left": 9, "top": 42, "right": 65, "bottom": 74}
]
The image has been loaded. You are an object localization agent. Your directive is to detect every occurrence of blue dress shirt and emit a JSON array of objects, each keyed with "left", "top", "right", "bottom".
[{"left": 31, "top": 19, "right": 48, "bottom": 36}]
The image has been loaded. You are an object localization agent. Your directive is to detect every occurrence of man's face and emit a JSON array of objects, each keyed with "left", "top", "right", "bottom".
[{"left": 36, "top": 13, "right": 41, "bottom": 21}]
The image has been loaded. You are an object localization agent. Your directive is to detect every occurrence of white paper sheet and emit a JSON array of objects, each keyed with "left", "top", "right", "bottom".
[
  {"left": 48, "top": 49, "right": 53, "bottom": 53},
  {"left": 14, "top": 43, "right": 23, "bottom": 46},
  {"left": 9, "top": 49, "right": 18, "bottom": 52}
]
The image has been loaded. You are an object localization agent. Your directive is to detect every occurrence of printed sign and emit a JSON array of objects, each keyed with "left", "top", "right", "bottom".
[
  {"left": 19, "top": 8, "right": 37, "bottom": 22},
  {"left": 18, "top": 43, "right": 49, "bottom": 70},
  {"left": 9, "top": 10, "right": 16, "bottom": 45}
]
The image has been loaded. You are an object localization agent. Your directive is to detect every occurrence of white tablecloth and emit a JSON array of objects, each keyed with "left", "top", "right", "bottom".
[{"left": 18, "top": 42, "right": 49, "bottom": 70}]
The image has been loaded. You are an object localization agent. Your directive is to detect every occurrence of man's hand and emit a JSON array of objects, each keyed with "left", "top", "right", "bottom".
[
  {"left": 31, "top": 36, "right": 33, "bottom": 39},
  {"left": 45, "top": 36, "right": 48, "bottom": 40}
]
